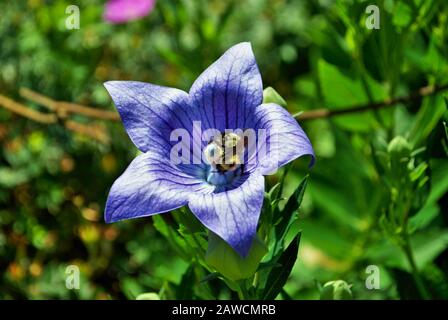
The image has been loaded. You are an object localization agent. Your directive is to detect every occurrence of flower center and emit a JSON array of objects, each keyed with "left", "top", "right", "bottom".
[{"left": 203, "top": 132, "right": 245, "bottom": 186}]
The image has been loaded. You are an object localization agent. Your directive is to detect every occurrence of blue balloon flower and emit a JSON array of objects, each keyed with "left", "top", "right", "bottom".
[{"left": 104, "top": 42, "right": 314, "bottom": 257}]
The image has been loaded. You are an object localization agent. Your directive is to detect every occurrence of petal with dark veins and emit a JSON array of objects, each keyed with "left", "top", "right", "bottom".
[{"left": 188, "top": 173, "right": 265, "bottom": 257}]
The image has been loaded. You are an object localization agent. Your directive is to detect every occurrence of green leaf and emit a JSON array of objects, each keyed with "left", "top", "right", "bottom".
[
  {"left": 256, "top": 261, "right": 282, "bottom": 273},
  {"left": 294, "top": 220, "right": 354, "bottom": 260},
  {"left": 281, "top": 289, "right": 293, "bottom": 300},
  {"left": 152, "top": 215, "right": 189, "bottom": 260},
  {"left": 176, "top": 265, "right": 196, "bottom": 300},
  {"left": 268, "top": 182, "right": 281, "bottom": 202},
  {"left": 308, "top": 179, "right": 366, "bottom": 232},
  {"left": 274, "top": 164, "right": 292, "bottom": 206},
  {"left": 413, "top": 230, "right": 448, "bottom": 270},
  {"left": 172, "top": 208, "right": 205, "bottom": 234},
  {"left": 282, "top": 175, "right": 308, "bottom": 217},
  {"left": 262, "top": 233, "right": 301, "bottom": 300},
  {"left": 365, "top": 229, "right": 448, "bottom": 271},
  {"left": 392, "top": 2, "right": 413, "bottom": 28},
  {"left": 205, "top": 233, "right": 267, "bottom": 281},
  {"left": 200, "top": 272, "right": 220, "bottom": 283},
  {"left": 409, "top": 162, "right": 428, "bottom": 182},
  {"left": 152, "top": 214, "right": 171, "bottom": 238},
  {"left": 320, "top": 280, "right": 353, "bottom": 300},
  {"left": 262, "top": 87, "right": 287, "bottom": 107},
  {"left": 272, "top": 176, "right": 308, "bottom": 254},
  {"left": 409, "top": 95, "right": 447, "bottom": 146},
  {"left": 427, "top": 159, "right": 448, "bottom": 205},
  {"left": 318, "top": 59, "right": 387, "bottom": 131},
  {"left": 409, "top": 204, "right": 439, "bottom": 233}
]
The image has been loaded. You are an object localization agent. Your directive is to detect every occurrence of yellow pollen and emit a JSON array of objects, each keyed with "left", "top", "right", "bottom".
[{"left": 204, "top": 133, "right": 245, "bottom": 172}]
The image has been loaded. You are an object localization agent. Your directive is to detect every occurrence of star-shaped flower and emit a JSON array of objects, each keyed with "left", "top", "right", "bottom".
[{"left": 104, "top": 42, "right": 314, "bottom": 257}]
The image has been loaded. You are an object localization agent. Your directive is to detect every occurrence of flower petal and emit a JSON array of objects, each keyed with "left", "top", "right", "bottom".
[
  {"left": 247, "top": 103, "right": 314, "bottom": 174},
  {"left": 105, "top": 150, "right": 212, "bottom": 223},
  {"left": 189, "top": 42, "right": 263, "bottom": 131},
  {"left": 104, "top": 81, "right": 198, "bottom": 153},
  {"left": 188, "top": 173, "right": 265, "bottom": 257}
]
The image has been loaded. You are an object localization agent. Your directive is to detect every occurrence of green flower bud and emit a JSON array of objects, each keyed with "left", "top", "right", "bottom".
[
  {"left": 320, "top": 280, "right": 353, "bottom": 300},
  {"left": 205, "top": 232, "right": 267, "bottom": 281},
  {"left": 387, "top": 136, "right": 412, "bottom": 182},
  {"left": 387, "top": 136, "right": 412, "bottom": 158},
  {"left": 262, "top": 87, "right": 287, "bottom": 107}
]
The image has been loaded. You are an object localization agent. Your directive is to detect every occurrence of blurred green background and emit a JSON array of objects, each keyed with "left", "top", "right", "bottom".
[{"left": 0, "top": 0, "right": 447, "bottom": 299}]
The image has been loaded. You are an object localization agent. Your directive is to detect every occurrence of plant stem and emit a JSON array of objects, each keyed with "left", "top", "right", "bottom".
[
  {"left": 2, "top": 84, "right": 448, "bottom": 125},
  {"left": 401, "top": 233, "right": 431, "bottom": 300},
  {"left": 296, "top": 83, "right": 448, "bottom": 121},
  {"left": 237, "top": 281, "right": 251, "bottom": 300}
]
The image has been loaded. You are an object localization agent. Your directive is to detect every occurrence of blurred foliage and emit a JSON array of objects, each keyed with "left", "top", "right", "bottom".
[{"left": 0, "top": 0, "right": 447, "bottom": 299}]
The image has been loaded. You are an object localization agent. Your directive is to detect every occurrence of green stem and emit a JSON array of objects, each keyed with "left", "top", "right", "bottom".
[
  {"left": 401, "top": 233, "right": 431, "bottom": 300},
  {"left": 398, "top": 197, "right": 431, "bottom": 300},
  {"left": 237, "top": 281, "right": 251, "bottom": 300}
]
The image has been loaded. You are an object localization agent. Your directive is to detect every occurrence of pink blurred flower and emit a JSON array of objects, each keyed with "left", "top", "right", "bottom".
[{"left": 104, "top": 0, "right": 156, "bottom": 24}]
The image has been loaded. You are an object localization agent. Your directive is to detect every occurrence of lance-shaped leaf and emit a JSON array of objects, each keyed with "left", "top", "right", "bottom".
[
  {"left": 176, "top": 265, "right": 197, "bottom": 300},
  {"left": 262, "top": 233, "right": 301, "bottom": 300},
  {"left": 271, "top": 176, "right": 308, "bottom": 256}
]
